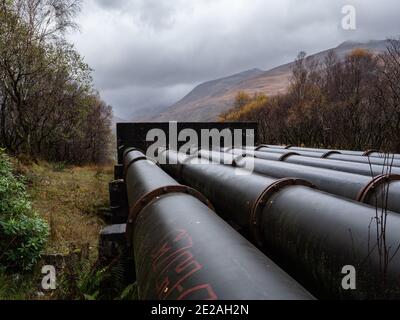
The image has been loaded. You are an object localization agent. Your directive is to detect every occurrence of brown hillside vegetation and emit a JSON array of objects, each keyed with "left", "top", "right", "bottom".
[
  {"left": 220, "top": 40, "right": 400, "bottom": 153},
  {"left": 220, "top": 92, "right": 268, "bottom": 121},
  {"left": 152, "top": 40, "right": 389, "bottom": 122}
]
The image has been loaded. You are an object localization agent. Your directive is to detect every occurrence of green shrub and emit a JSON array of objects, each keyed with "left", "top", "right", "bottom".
[
  {"left": 0, "top": 149, "right": 49, "bottom": 271},
  {"left": 0, "top": 153, "right": 31, "bottom": 217}
]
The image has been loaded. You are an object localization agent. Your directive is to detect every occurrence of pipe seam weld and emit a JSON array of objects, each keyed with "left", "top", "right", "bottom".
[
  {"left": 124, "top": 149, "right": 157, "bottom": 179},
  {"left": 321, "top": 151, "right": 342, "bottom": 159},
  {"left": 125, "top": 185, "right": 215, "bottom": 242},
  {"left": 123, "top": 147, "right": 139, "bottom": 163},
  {"left": 250, "top": 178, "right": 316, "bottom": 247},
  {"left": 356, "top": 174, "right": 400, "bottom": 203}
]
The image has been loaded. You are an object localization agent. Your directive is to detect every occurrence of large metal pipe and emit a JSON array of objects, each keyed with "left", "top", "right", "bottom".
[
  {"left": 123, "top": 149, "right": 314, "bottom": 300},
  {"left": 227, "top": 148, "right": 400, "bottom": 177},
  {"left": 159, "top": 149, "right": 400, "bottom": 299},
  {"left": 256, "top": 145, "right": 400, "bottom": 167},
  {"left": 327, "top": 153, "right": 400, "bottom": 167},
  {"left": 265, "top": 145, "right": 400, "bottom": 160},
  {"left": 201, "top": 149, "right": 400, "bottom": 214}
]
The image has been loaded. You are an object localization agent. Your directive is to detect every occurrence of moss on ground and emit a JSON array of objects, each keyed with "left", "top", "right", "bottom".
[
  {"left": 25, "top": 161, "right": 112, "bottom": 255},
  {"left": 1, "top": 158, "right": 113, "bottom": 300}
]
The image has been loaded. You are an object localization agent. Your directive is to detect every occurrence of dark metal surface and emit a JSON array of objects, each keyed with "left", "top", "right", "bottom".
[
  {"left": 124, "top": 155, "right": 175, "bottom": 207},
  {"left": 368, "top": 151, "right": 400, "bottom": 159},
  {"left": 117, "top": 122, "right": 259, "bottom": 163},
  {"left": 328, "top": 153, "right": 400, "bottom": 167},
  {"left": 123, "top": 149, "right": 314, "bottom": 300},
  {"left": 258, "top": 146, "right": 400, "bottom": 167},
  {"left": 217, "top": 149, "right": 400, "bottom": 213},
  {"left": 160, "top": 149, "right": 400, "bottom": 299},
  {"left": 357, "top": 174, "right": 400, "bottom": 204},
  {"left": 260, "top": 186, "right": 400, "bottom": 299},
  {"left": 134, "top": 194, "right": 314, "bottom": 300},
  {"left": 249, "top": 177, "right": 315, "bottom": 247},
  {"left": 109, "top": 180, "right": 129, "bottom": 224},
  {"left": 125, "top": 184, "right": 214, "bottom": 240},
  {"left": 200, "top": 150, "right": 400, "bottom": 213},
  {"left": 267, "top": 145, "right": 400, "bottom": 161},
  {"left": 230, "top": 148, "right": 400, "bottom": 177}
]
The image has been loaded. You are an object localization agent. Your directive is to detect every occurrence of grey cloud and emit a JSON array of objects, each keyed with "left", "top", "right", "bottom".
[
  {"left": 69, "top": 0, "right": 400, "bottom": 118},
  {"left": 94, "top": 0, "right": 188, "bottom": 29}
]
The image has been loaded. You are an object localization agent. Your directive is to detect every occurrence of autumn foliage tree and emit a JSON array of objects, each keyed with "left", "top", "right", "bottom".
[
  {"left": 0, "top": 0, "right": 112, "bottom": 164},
  {"left": 222, "top": 40, "right": 400, "bottom": 153}
]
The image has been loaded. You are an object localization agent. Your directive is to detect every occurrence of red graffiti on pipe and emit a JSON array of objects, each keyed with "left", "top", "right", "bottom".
[{"left": 151, "top": 229, "right": 218, "bottom": 300}]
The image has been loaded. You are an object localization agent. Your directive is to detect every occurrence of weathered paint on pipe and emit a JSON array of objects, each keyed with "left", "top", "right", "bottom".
[
  {"left": 160, "top": 149, "right": 400, "bottom": 299},
  {"left": 251, "top": 146, "right": 400, "bottom": 168},
  {"left": 201, "top": 149, "right": 400, "bottom": 214},
  {"left": 328, "top": 153, "right": 400, "bottom": 167},
  {"left": 229, "top": 148, "right": 400, "bottom": 177},
  {"left": 123, "top": 149, "right": 314, "bottom": 300},
  {"left": 266, "top": 145, "right": 400, "bottom": 161}
]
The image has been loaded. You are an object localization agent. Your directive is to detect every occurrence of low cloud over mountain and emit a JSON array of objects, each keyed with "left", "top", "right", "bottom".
[{"left": 68, "top": 1, "right": 400, "bottom": 120}]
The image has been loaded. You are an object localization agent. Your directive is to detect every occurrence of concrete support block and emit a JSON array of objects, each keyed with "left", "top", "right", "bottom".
[
  {"left": 98, "top": 224, "right": 135, "bottom": 284},
  {"left": 109, "top": 180, "right": 129, "bottom": 224}
]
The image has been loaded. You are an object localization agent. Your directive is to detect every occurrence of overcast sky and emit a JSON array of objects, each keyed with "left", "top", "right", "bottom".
[{"left": 68, "top": 0, "right": 400, "bottom": 119}]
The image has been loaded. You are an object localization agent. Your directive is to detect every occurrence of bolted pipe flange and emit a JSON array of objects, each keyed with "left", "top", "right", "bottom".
[
  {"left": 321, "top": 151, "right": 342, "bottom": 159},
  {"left": 255, "top": 145, "right": 269, "bottom": 151},
  {"left": 356, "top": 174, "right": 400, "bottom": 204},
  {"left": 279, "top": 152, "right": 300, "bottom": 162},
  {"left": 363, "top": 149, "right": 381, "bottom": 157},
  {"left": 250, "top": 178, "right": 316, "bottom": 247},
  {"left": 126, "top": 185, "right": 215, "bottom": 243}
]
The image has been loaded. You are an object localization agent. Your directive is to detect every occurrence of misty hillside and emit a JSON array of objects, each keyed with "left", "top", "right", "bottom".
[{"left": 144, "top": 40, "right": 390, "bottom": 122}]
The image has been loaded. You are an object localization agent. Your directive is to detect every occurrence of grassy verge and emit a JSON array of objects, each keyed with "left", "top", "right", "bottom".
[
  {"left": 0, "top": 158, "right": 113, "bottom": 300},
  {"left": 25, "top": 161, "right": 111, "bottom": 255}
]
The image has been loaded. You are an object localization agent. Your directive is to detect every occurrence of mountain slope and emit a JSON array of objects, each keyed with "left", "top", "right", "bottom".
[
  {"left": 148, "top": 40, "right": 390, "bottom": 122},
  {"left": 151, "top": 68, "right": 264, "bottom": 121}
]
